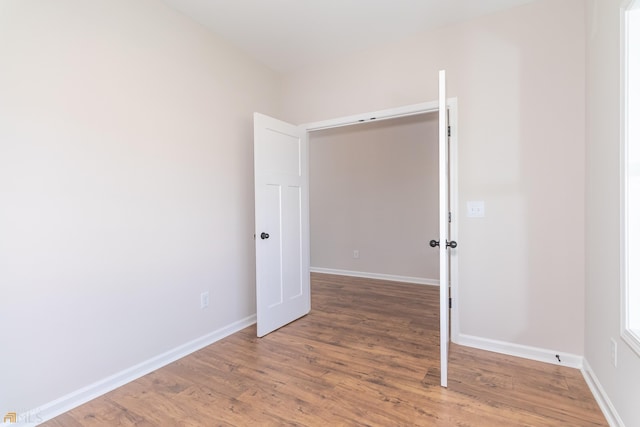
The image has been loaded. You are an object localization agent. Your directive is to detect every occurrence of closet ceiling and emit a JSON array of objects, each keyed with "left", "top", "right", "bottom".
[{"left": 162, "top": 0, "right": 535, "bottom": 72}]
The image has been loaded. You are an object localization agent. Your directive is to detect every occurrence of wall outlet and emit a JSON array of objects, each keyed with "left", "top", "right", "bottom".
[
  {"left": 610, "top": 338, "right": 617, "bottom": 367},
  {"left": 200, "top": 291, "right": 210, "bottom": 309},
  {"left": 353, "top": 250, "right": 359, "bottom": 259}
]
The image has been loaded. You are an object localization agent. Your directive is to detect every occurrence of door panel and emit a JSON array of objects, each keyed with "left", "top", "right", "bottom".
[
  {"left": 282, "top": 185, "right": 303, "bottom": 300},
  {"left": 262, "top": 184, "right": 282, "bottom": 308},
  {"left": 254, "top": 113, "right": 310, "bottom": 337}
]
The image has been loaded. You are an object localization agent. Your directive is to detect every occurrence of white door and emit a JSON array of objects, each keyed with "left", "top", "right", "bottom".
[
  {"left": 253, "top": 113, "right": 310, "bottom": 337},
  {"left": 438, "top": 70, "right": 451, "bottom": 387}
]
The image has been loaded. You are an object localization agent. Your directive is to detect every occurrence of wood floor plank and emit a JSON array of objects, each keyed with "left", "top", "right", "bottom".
[{"left": 41, "top": 273, "right": 607, "bottom": 426}]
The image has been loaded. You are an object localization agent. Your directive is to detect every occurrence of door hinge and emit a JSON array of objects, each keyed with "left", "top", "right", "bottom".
[
  {"left": 447, "top": 125, "right": 451, "bottom": 137},
  {"left": 449, "top": 297, "right": 452, "bottom": 309},
  {"left": 448, "top": 212, "right": 451, "bottom": 223}
]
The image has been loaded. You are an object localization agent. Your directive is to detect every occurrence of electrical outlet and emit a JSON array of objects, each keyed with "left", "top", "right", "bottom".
[
  {"left": 200, "top": 291, "right": 210, "bottom": 309},
  {"left": 610, "top": 338, "right": 617, "bottom": 367},
  {"left": 353, "top": 250, "right": 359, "bottom": 259}
]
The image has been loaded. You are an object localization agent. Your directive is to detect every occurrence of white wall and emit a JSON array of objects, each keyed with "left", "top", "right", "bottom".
[
  {"left": 283, "top": 0, "right": 586, "bottom": 355},
  {"left": 309, "top": 114, "right": 439, "bottom": 281},
  {"left": 585, "top": 1, "right": 640, "bottom": 425},
  {"left": 0, "top": 0, "right": 280, "bottom": 414}
]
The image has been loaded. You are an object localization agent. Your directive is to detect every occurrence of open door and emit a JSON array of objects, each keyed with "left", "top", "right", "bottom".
[
  {"left": 253, "top": 113, "right": 310, "bottom": 337},
  {"left": 438, "top": 70, "right": 451, "bottom": 387}
]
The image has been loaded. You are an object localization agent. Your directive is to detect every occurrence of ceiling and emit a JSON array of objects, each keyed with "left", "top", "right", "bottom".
[{"left": 162, "top": 0, "right": 535, "bottom": 73}]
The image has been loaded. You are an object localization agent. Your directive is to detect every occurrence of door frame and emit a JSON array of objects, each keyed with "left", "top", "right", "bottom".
[{"left": 301, "top": 100, "right": 460, "bottom": 344}]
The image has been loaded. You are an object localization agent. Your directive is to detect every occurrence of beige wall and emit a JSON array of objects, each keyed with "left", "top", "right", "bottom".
[
  {"left": 585, "top": 1, "right": 640, "bottom": 425},
  {"left": 309, "top": 114, "right": 439, "bottom": 280},
  {"left": 283, "top": 0, "right": 586, "bottom": 355},
  {"left": 0, "top": 0, "right": 280, "bottom": 412},
  {"left": 8, "top": 0, "right": 636, "bottom": 422}
]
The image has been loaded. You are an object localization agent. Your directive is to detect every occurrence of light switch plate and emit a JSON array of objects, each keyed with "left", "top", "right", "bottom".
[{"left": 467, "top": 201, "right": 485, "bottom": 218}]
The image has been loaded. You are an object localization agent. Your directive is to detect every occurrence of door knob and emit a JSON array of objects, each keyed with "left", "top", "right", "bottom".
[
  {"left": 260, "top": 232, "right": 270, "bottom": 240},
  {"left": 431, "top": 239, "right": 457, "bottom": 248}
]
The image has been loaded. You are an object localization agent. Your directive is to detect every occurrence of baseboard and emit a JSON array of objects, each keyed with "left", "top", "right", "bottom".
[
  {"left": 26, "top": 314, "right": 256, "bottom": 426},
  {"left": 310, "top": 267, "right": 438, "bottom": 286},
  {"left": 456, "top": 333, "right": 583, "bottom": 369},
  {"left": 581, "top": 359, "right": 625, "bottom": 427}
]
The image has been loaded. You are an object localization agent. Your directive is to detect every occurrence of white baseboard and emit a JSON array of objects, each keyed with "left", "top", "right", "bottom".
[
  {"left": 456, "top": 333, "right": 583, "bottom": 369},
  {"left": 28, "top": 314, "right": 256, "bottom": 426},
  {"left": 581, "top": 359, "right": 625, "bottom": 427},
  {"left": 310, "top": 267, "right": 438, "bottom": 286}
]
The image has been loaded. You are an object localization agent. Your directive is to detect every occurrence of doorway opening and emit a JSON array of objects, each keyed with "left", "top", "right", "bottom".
[
  {"left": 308, "top": 113, "right": 440, "bottom": 286},
  {"left": 302, "top": 98, "right": 459, "bottom": 343}
]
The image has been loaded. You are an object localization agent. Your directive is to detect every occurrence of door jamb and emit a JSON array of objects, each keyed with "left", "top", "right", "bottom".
[{"left": 301, "top": 100, "right": 460, "bottom": 345}]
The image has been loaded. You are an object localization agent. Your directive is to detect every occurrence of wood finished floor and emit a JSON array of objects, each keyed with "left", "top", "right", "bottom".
[{"left": 43, "top": 273, "right": 607, "bottom": 426}]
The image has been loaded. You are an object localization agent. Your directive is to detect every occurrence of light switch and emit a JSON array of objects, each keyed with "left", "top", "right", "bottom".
[{"left": 467, "top": 201, "right": 485, "bottom": 218}]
